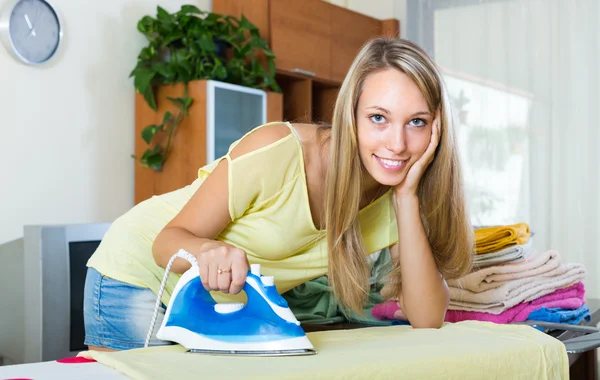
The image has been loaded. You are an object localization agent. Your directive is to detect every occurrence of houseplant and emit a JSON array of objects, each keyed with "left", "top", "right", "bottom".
[{"left": 130, "top": 4, "right": 280, "bottom": 171}]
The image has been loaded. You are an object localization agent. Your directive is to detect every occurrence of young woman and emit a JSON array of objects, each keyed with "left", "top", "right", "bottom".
[{"left": 83, "top": 37, "right": 473, "bottom": 351}]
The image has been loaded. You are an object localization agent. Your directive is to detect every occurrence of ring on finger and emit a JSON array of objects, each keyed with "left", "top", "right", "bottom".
[{"left": 217, "top": 268, "right": 231, "bottom": 275}]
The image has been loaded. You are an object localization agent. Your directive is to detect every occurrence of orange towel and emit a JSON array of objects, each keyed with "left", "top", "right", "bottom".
[{"left": 475, "top": 223, "right": 530, "bottom": 254}]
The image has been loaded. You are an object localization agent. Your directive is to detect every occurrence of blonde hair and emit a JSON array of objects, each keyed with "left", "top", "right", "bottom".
[{"left": 324, "top": 37, "right": 474, "bottom": 314}]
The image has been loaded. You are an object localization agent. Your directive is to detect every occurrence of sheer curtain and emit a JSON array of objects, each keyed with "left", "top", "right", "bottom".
[{"left": 407, "top": 0, "right": 600, "bottom": 298}]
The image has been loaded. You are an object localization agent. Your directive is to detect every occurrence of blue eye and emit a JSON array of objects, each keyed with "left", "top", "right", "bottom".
[
  {"left": 370, "top": 114, "right": 386, "bottom": 124},
  {"left": 409, "top": 118, "right": 427, "bottom": 127}
]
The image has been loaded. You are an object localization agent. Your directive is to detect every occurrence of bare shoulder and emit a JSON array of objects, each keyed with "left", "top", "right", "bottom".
[
  {"left": 290, "top": 123, "right": 322, "bottom": 143},
  {"left": 291, "top": 123, "right": 330, "bottom": 181},
  {"left": 229, "top": 122, "right": 294, "bottom": 160}
]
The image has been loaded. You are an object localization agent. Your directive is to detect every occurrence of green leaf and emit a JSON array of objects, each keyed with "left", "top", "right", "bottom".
[
  {"left": 204, "top": 13, "right": 221, "bottom": 26},
  {"left": 141, "top": 124, "right": 161, "bottom": 144},
  {"left": 167, "top": 96, "right": 185, "bottom": 108},
  {"left": 162, "top": 31, "right": 184, "bottom": 46},
  {"left": 133, "top": 68, "right": 155, "bottom": 93},
  {"left": 140, "top": 145, "right": 164, "bottom": 171},
  {"left": 132, "top": 68, "right": 157, "bottom": 109},
  {"left": 162, "top": 111, "right": 173, "bottom": 124},
  {"left": 179, "top": 5, "right": 203, "bottom": 15},
  {"left": 267, "top": 58, "right": 276, "bottom": 76},
  {"left": 238, "top": 15, "right": 254, "bottom": 31},
  {"left": 156, "top": 6, "right": 171, "bottom": 21},
  {"left": 139, "top": 46, "right": 155, "bottom": 60},
  {"left": 142, "top": 86, "right": 157, "bottom": 111},
  {"left": 152, "top": 62, "right": 175, "bottom": 80},
  {"left": 197, "top": 36, "right": 216, "bottom": 52},
  {"left": 146, "top": 151, "right": 164, "bottom": 171},
  {"left": 213, "top": 63, "right": 227, "bottom": 80},
  {"left": 137, "top": 16, "right": 156, "bottom": 35}
]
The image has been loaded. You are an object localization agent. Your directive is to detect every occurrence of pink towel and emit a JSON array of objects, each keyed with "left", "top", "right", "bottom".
[{"left": 372, "top": 282, "right": 586, "bottom": 324}]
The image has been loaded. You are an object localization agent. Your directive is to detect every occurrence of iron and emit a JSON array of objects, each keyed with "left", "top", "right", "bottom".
[{"left": 148, "top": 249, "right": 316, "bottom": 356}]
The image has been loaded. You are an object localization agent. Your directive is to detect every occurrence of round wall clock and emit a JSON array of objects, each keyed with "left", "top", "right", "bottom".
[{"left": 0, "top": 0, "right": 63, "bottom": 65}]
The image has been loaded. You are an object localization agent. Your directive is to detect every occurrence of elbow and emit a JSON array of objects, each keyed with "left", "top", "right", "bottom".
[
  {"left": 152, "top": 228, "right": 167, "bottom": 267},
  {"left": 411, "top": 317, "right": 445, "bottom": 329},
  {"left": 410, "top": 308, "right": 446, "bottom": 328},
  {"left": 409, "top": 289, "right": 449, "bottom": 329}
]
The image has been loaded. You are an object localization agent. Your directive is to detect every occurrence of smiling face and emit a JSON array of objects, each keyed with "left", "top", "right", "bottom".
[{"left": 356, "top": 68, "right": 434, "bottom": 188}]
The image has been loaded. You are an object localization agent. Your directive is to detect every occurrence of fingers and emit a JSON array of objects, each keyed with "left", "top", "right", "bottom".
[
  {"left": 229, "top": 252, "right": 249, "bottom": 294},
  {"left": 428, "top": 118, "right": 440, "bottom": 150},
  {"left": 418, "top": 118, "right": 441, "bottom": 167},
  {"left": 217, "top": 271, "right": 231, "bottom": 293},
  {"left": 195, "top": 245, "right": 248, "bottom": 294},
  {"left": 198, "top": 261, "right": 210, "bottom": 291},
  {"left": 208, "top": 261, "right": 219, "bottom": 291}
]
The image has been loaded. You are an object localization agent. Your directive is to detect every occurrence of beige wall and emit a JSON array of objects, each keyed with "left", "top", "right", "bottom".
[
  {"left": 0, "top": 0, "right": 402, "bottom": 244},
  {"left": 0, "top": 0, "right": 210, "bottom": 244}
]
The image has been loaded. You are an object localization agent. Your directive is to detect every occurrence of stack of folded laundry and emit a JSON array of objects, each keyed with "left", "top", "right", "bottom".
[
  {"left": 372, "top": 222, "right": 590, "bottom": 326},
  {"left": 472, "top": 222, "right": 534, "bottom": 267}
]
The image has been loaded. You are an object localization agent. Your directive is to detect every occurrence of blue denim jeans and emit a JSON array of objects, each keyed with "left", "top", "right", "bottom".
[{"left": 83, "top": 267, "right": 172, "bottom": 350}]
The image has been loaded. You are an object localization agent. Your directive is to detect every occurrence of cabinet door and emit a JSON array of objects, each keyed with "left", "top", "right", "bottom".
[
  {"left": 269, "top": 0, "right": 332, "bottom": 80},
  {"left": 330, "top": 6, "right": 382, "bottom": 83}
]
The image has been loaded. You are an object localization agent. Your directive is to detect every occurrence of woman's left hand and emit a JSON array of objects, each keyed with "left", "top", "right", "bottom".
[{"left": 394, "top": 110, "right": 441, "bottom": 198}]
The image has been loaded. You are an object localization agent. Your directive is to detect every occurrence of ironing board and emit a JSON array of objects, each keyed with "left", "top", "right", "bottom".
[
  {"left": 303, "top": 297, "right": 600, "bottom": 380},
  {"left": 3, "top": 304, "right": 598, "bottom": 379},
  {"left": 73, "top": 320, "right": 568, "bottom": 379}
]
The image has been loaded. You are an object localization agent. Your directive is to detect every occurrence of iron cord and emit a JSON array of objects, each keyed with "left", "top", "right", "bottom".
[{"left": 145, "top": 250, "right": 198, "bottom": 348}]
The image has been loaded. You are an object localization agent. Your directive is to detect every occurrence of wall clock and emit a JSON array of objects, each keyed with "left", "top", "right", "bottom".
[{"left": 0, "top": 0, "right": 63, "bottom": 65}]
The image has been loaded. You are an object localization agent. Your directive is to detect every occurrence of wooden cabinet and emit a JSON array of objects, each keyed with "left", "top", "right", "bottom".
[
  {"left": 214, "top": 0, "right": 399, "bottom": 124},
  {"left": 270, "top": 0, "right": 332, "bottom": 79},
  {"left": 330, "top": 6, "right": 383, "bottom": 83}
]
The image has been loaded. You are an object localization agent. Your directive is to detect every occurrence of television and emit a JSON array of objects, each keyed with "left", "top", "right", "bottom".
[
  {"left": 0, "top": 222, "right": 111, "bottom": 364},
  {"left": 206, "top": 80, "right": 267, "bottom": 163}
]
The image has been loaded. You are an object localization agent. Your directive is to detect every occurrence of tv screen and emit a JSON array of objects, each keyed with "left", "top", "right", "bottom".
[{"left": 68, "top": 240, "right": 102, "bottom": 352}]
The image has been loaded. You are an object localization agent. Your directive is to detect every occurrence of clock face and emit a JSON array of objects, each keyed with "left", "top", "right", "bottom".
[{"left": 8, "top": 0, "right": 61, "bottom": 64}]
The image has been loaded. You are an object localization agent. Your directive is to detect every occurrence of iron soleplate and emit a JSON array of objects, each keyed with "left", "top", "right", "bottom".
[{"left": 186, "top": 348, "right": 317, "bottom": 357}]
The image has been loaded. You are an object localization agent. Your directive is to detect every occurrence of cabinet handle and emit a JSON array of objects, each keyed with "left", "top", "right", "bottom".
[{"left": 292, "top": 68, "right": 316, "bottom": 77}]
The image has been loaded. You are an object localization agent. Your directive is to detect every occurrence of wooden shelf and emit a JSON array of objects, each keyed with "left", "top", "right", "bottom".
[
  {"left": 276, "top": 73, "right": 313, "bottom": 123},
  {"left": 312, "top": 81, "right": 339, "bottom": 124}
]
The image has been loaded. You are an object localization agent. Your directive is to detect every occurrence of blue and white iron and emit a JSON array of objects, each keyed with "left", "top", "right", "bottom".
[{"left": 145, "top": 249, "right": 316, "bottom": 356}]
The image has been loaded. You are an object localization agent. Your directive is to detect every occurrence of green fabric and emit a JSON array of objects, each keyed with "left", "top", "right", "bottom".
[{"left": 281, "top": 248, "right": 395, "bottom": 326}]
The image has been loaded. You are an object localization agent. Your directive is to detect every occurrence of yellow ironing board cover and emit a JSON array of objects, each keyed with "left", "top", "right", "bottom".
[{"left": 80, "top": 321, "right": 568, "bottom": 379}]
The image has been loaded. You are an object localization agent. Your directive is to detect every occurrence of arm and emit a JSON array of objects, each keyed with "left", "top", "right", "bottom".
[
  {"left": 151, "top": 156, "right": 234, "bottom": 274},
  {"left": 390, "top": 196, "right": 449, "bottom": 328},
  {"left": 152, "top": 123, "right": 293, "bottom": 292},
  {"left": 390, "top": 112, "right": 448, "bottom": 328}
]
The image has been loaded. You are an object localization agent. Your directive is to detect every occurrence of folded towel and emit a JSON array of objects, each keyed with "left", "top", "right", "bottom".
[
  {"left": 372, "top": 282, "right": 586, "bottom": 324},
  {"left": 527, "top": 304, "right": 591, "bottom": 325},
  {"left": 475, "top": 222, "right": 530, "bottom": 254},
  {"left": 449, "top": 263, "right": 586, "bottom": 314},
  {"left": 449, "top": 249, "right": 563, "bottom": 292},
  {"left": 472, "top": 239, "right": 535, "bottom": 268},
  {"left": 445, "top": 282, "right": 586, "bottom": 323}
]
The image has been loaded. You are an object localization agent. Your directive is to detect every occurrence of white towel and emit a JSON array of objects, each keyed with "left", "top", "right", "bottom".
[
  {"left": 472, "top": 239, "right": 535, "bottom": 267},
  {"left": 448, "top": 263, "right": 586, "bottom": 314},
  {"left": 448, "top": 250, "right": 563, "bottom": 293}
]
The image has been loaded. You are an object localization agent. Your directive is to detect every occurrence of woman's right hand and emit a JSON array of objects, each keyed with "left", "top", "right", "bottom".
[{"left": 195, "top": 242, "right": 249, "bottom": 294}]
